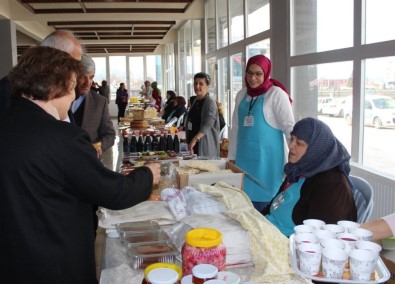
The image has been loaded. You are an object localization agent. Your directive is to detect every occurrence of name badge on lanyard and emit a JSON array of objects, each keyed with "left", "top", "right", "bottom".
[
  {"left": 244, "top": 115, "right": 254, "bottom": 126},
  {"left": 187, "top": 121, "right": 192, "bottom": 130},
  {"left": 244, "top": 96, "right": 258, "bottom": 127}
]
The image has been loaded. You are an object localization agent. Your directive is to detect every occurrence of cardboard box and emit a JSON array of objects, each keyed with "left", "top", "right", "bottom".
[{"left": 177, "top": 160, "right": 244, "bottom": 190}]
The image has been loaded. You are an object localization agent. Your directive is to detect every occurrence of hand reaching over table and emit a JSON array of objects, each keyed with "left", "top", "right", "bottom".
[{"left": 145, "top": 163, "right": 161, "bottom": 185}]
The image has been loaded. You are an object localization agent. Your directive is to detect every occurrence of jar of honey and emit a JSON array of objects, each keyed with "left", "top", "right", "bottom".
[{"left": 181, "top": 228, "right": 226, "bottom": 276}]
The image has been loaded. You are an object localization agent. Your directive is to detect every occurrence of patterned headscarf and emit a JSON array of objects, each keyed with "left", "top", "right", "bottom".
[
  {"left": 284, "top": 117, "right": 352, "bottom": 185},
  {"left": 245, "top": 54, "right": 292, "bottom": 103}
]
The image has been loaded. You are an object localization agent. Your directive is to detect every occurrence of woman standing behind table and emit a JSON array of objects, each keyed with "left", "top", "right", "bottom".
[
  {"left": 185, "top": 72, "right": 220, "bottom": 157},
  {"left": 151, "top": 81, "right": 162, "bottom": 112},
  {"left": 261, "top": 118, "right": 357, "bottom": 237},
  {"left": 115, "top": 82, "right": 129, "bottom": 123},
  {"left": 162, "top": 90, "right": 177, "bottom": 121},
  {"left": 228, "top": 54, "right": 295, "bottom": 211}
]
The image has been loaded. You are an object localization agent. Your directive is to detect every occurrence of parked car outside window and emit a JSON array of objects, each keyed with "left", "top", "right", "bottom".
[
  {"left": 344, "top": 95, "right": 395, "bottom": 128},
  {"left": 321, "top": 96, "right": 350, "bottom": 117},
  {"left": 318, "top": 97, "right": 333, "bottom": 114}
]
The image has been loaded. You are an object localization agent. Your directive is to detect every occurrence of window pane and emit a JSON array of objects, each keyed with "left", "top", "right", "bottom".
[
  {"left": 291, "top": 0, "right": 353, "bottom": 56},
  {"left": 217, "top": 0, "right": 228, "bottom": 48},
  {"left": 247, "top": 39, "right": 270, "bottom": 59},
  {"left": 129, "top": 56, "right": 144, "bottom": 97},
  {"left": 184, "top": 21, "right": 193, "bottom": 98},
  {"left": 366, "top": 0, "right": 395, "bottom": 44},
  {"left": 146, "top": 55, "right": 162, "bottom": 88},
  {"left": 192, "top": 20, "right": 202, "bottom": 76},
  {"left": 165, "top": 44, "right": 175, "bottom": 91},
  {"left": 178, "top": 26, "right": 186, "bottom": 97},
  {"left": 230, "top": 0, "right": 244, "bottom": 44},
  {"left": 109, "top": 56, "right": 126, "bottom": 100},
  {"left": 247, "top": 0, "right": 269, "bottom": 37},
  {"left": 292, "top": 62, "right": 353, "bottom": 154},
  {"left": 92, "top": 57, "right": 107, "bottom": 84},
  {"left": 363, "top": 57, "right": 395, "bottom": 176},
  {"left": 206, "top": 0, "right": 216, "bottom": 52}
]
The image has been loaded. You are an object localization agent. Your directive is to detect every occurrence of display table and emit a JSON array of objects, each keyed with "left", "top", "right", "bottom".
[{"left": 99, "top": 235, "right": 312, "bottom": 284}]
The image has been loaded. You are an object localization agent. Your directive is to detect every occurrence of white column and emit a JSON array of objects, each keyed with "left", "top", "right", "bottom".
[{"left": 0, "top": 19, "right": 17, "bottom": 78}]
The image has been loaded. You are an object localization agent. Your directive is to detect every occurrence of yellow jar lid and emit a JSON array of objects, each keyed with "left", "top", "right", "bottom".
[
  {"left": 144, "top": 263, "right": 182, "bottom": 280},
  {"left": 185, "top": 228, "right": 222, "bottom": 248}
]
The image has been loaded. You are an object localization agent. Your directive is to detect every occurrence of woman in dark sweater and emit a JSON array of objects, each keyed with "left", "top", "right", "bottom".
[{"left": 262, "top": 117, "right": 357, "bottom": 236}]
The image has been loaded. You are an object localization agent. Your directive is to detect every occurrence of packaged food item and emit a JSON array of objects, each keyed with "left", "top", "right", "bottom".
[
  {"left": 181, "top": 228, "right": 226, "bottom": 275},
  {"left": 192, "top": 264, "right": 218, "bottom": 284},
  {"left": 128, "top": 240, "right": 178, "bottom": 269}
]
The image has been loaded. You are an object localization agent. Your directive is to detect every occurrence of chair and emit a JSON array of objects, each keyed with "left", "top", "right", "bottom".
[
  {"left": 349, "top": 175, "right": 374, "bottom": 223},
  {"left": 176, "top": 113, "right": 185, "bottom": 128}
]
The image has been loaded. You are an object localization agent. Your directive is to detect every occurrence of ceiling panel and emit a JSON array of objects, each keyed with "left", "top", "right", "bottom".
[{"left": 15, "top": 0, "right": 195, "bottom": 55}]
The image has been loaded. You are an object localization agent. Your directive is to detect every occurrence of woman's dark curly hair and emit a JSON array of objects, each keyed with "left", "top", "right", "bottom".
[{"left": 9, "top": 46, "right": 83, "bottom": 101}]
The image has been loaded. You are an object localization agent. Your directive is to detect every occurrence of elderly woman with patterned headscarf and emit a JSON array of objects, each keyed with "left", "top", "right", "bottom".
[
  {"left": 228, "top": 54, "right": 295, "bottom": 211},
  {"left": 261, "top": 117, "right": 357, "bottom": 236}
]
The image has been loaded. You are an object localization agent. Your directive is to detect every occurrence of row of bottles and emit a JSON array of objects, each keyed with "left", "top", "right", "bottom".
[{"left": 123, "top": 129, "right": 180, "bottom": 153}]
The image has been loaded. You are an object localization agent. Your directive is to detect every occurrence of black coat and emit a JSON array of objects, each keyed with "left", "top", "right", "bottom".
[{"left": 0, "top": 98, "right": 153, "bottom": 283}]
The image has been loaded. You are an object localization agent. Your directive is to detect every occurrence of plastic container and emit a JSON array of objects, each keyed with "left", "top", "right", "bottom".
[
  {"left": 142, "top": 263, "right": 183, "bottom": 284},
  {"left": 181, "top": 228, "right": 226, "bottom": 276},
  {"left": 192, "top": 264, "right": 218, "bottom": 284},
  {"left": 121, "top": 229, "right": 169, "bottom": 245},
  {"left": 115, "top": 220, "right": 160, "bottom": 235},
  {"left": 127, "top": 240, "right": 178, "bottom": 269}
]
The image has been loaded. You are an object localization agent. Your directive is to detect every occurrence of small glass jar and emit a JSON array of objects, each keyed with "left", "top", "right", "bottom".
[
  {"left": 192, "top": 264, "right": 218, "bottom": 284},
  {"left": 142, "top": 263, "right": 182, "bottom": 284},
  {"left": 182, "top": 228, "right": 226, "bottom": 276}
]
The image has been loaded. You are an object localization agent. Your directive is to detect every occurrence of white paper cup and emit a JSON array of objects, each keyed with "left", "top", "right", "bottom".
[
  {"left": 321, "top": 247, "right": 348, "bottom": 279},
  {"left": 294, "top": 232, "right": 319, "bottom": 247},
  {"left": 297, "top": 243, "right": 322, "bottom": 275},
  {"left": 303, "top": 219, "right": 325, "bottom": 230},
  {"left": 315, "top": 229, "right": 335, "bottom": 241},
  {"left": 323, "top": 224, "right": 345, "bottom": 234},
  {"left": 336, "top": 232, "right": 359, "bottom": 255},
  {"left": 320, "top": 238, "right": 346, "bottom": 250},
  {"left": 351, "top": 227, "right": 373, "bottom": 241},
  {"left": 337, "top": 220, "right": 360, "bottom": 233},
  {"left": 355, "top": 240, "right": 382, "bottom": 272},
  {"left": 294, "top": 224, "right": 315, "bottom": 235},
  {"left": 349, "top": 249, "right": 377, "bottom": 281},
  {"left": 355, "top": 240, "right": 382, "bottom": 256}
]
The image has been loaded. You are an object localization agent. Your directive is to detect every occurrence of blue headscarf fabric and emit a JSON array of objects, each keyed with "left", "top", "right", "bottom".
[{"left": 284, "top": 117, "right": 352, "bottom": 186}]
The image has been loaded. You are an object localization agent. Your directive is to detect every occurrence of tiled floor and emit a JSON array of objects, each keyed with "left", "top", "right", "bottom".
[{"left": 95, "top": 117, "right": 122, "bottom": 281}]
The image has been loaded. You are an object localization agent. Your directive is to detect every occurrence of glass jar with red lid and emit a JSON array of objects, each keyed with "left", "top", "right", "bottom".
[{"left": 181, "top": 228, "right": 226, "bottom": 276}]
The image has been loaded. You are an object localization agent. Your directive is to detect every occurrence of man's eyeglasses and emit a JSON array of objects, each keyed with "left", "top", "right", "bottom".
[{"left": 246, "top": 71, "right": 264, "bottom": 78}]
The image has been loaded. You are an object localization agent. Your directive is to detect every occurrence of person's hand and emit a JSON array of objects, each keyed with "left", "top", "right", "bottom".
[
  {"left": 145, "top": 163, "right": 161, "bottom": 184},
  {"left": 188, "top": 140, "right": 197, "bottom": 154}
]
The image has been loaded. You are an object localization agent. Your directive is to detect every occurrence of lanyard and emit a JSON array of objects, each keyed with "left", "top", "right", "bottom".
[{"left": 247, "top": 96, "right": 258, "bottom": 116}]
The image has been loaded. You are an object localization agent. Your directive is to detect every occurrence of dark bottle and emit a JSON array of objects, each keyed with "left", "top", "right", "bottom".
[
  {"left": 159, "top": 130, "right": 167, "bottom": 151},
  {"left": 144, "top": 131, "right": 152, "bottom": 152},
  {"left": 166, "top": 129, "right": 174, "bottom": 151},
  {"left": 173, "top": 129, "right": 180, "bottom": 153},
  {"left": 129, "top": 130, "right": 138, "bottom": 153},
  {"left": 122, "top": 130, "right": 130, "bottom": 153},
  {"left": 137, "top": 130, "right": 144, "bottom": 152},
  {"left": 151, "top": 130, "right": 159, "bottom": 151}
]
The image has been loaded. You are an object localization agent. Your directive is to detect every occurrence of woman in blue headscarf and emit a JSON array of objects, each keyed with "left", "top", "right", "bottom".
[{"left": 261, "top": 117, "right": 357, "bottom": 237}]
